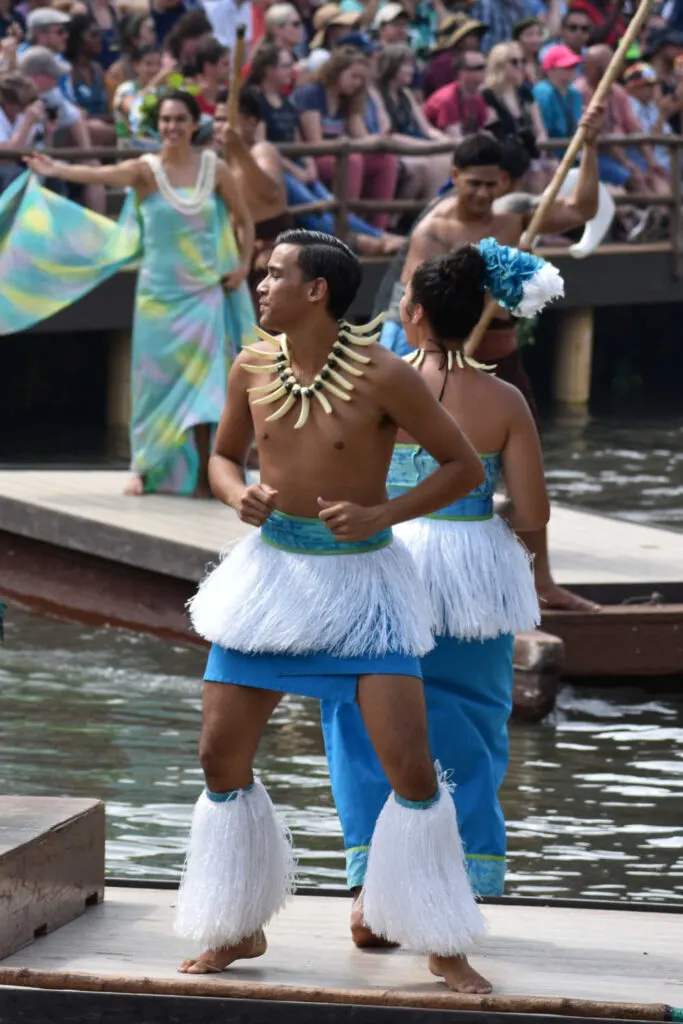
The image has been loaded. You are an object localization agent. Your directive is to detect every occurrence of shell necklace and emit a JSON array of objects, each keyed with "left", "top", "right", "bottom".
[
  {"left": 141, "top": 149, "right": 216, "bottom": 216},
  {"left": 404, "top": 348, "right": 496, "bottom": 372},
  {"left": 242, "top": 314, "right": 384, "bottom": 430}
]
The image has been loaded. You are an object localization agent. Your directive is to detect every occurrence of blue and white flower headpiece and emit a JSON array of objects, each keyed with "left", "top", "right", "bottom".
[{"left": 477, "top": 238, "right": 564, "bottom": 318}]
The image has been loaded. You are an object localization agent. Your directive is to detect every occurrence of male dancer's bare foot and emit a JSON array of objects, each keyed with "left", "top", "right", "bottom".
[
  {"left": 178, "top": 930, "right": 267, "bottom": 974},
  {"left": 350, "top": 895, "right": 399, "bottom": 949},
  {"left": 537, "top": 582, "right": 600, "bottom": 613},
  {"left": 123, "top": 474, "right": 144, "bottom": 496},
  {"left": 429, "top": 953, "right": 492, "bottom": 994}
]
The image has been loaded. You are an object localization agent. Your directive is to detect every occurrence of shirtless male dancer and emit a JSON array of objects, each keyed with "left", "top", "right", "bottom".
[
  {"left": 380, "top": 106, "right": 604, "bottom": 612},
  {"left": 176, "top": 230, "right": 490, "bottom": 992},
  {"left": 213, "top": 87, "right": 294, "bottom": 299}
]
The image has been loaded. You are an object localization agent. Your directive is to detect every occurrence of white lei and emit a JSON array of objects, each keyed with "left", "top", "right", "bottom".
[{"left": 141, "top": 149, "right": 217, "bottom": 215}]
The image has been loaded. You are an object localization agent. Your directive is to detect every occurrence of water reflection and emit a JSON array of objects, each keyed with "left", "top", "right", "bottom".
[
  {"left": 542, "top": 416, "right": 683, "bottom": 529},
  {"left": 2, "top": 608, "right": 682, "bottom": 901}
]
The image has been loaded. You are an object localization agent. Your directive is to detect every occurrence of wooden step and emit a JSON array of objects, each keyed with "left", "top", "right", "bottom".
[{"left": 0, "top": 797, "right": 105, "bottom": 958}]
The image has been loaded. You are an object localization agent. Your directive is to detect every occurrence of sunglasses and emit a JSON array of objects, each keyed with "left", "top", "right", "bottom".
[
  {"left": 508, "top": 56, "right": 523, "bottom": 65},
  {"left": 565, "top": 23, "right": 590, "bottom": 32},
  {"left": 286, "top": 19, "right": 301, "bottom": 27},
  {"left": 466, "top": 62, "right": 486, "bottom": 70}
]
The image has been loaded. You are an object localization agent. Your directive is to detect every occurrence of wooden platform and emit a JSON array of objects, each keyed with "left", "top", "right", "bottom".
[
  {"left": 1, "top": 469, "right": 683, "bottom": 590},
  {"left": 0, "top": 797, "right": 104, "bottom": 959},
  {"left": 0, "top": 888, "right": 681, "bottom": 1022}
]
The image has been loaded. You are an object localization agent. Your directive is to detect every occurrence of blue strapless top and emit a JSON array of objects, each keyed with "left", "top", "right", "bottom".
[{"left": 388, "top": 445, "right": 501, "bottom": 520}]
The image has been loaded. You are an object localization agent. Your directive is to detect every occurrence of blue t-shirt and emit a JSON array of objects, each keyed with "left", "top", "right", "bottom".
[
  {"left": 292, "top": 82, "right": 346, "bottom": 138},
  {"left": 532, "top": 80, "right": 583, "bottom": 140}
]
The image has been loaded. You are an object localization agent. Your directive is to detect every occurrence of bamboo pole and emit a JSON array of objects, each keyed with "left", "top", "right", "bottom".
[
  {"left": 0, "top": 967, "right": 673, "bottom": 1020},
  {"left": 227, "top": 25, "right": 247, "bottom": 128},
  {"left": 463, "top": 0, "right": 657, "bottom": 358}
]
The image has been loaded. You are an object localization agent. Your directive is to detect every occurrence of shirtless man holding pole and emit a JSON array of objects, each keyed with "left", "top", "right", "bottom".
[
  {"left": 380, "top": 106, "right": 605, "bottom": 612},
  {"left": 176, "top": 229, "right": 492, "bottom": 992}
]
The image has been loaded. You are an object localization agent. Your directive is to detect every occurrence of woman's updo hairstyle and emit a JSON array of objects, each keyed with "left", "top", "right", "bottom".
[{"left": 410, "top": 245, "right": 486, "bottom": 345}]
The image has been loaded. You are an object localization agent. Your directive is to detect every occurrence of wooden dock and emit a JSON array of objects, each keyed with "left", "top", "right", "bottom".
[
  {"left": 1, "top": 886, "right": 681, "bottom": 1024},
  {"left": 1, "top": 469, "right": 682, "bottom": 685},
  {"left": 1, "top": 469, "right": 683, "bottom": 588}
]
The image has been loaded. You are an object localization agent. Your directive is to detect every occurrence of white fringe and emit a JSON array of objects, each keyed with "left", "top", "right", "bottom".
[
  {"left": 175, "top": 782, "right": 296, "bottom": 948},
  {"left": 362, "top": 778, "right": 486, "bottom": 954},
  {"left": 514, "top": 261, "right": 564, "bottom": 317},
  {"left": 394, "top": 516, "right": 540, "bottom": 640},
  {"left": 189, "top": 534, "right": 434, "bottom": 658}
]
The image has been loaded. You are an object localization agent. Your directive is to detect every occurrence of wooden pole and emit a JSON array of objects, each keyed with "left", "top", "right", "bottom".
[
  {"left": 227, "top": 25, "right": 247, "bottom": 128},
  {"left": 463, "top": 0, "right": 657, "bottom": 358}
]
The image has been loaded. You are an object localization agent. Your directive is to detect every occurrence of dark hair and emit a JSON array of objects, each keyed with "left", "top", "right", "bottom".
[
  {"left": 65, "top": 14, "right": 98, "bottom": 63},
  {"left": 132, "top": 44, "right": 161, "bottom": 63},
  {"left": 274, "top": 229, "right": 362, "bottom": 319},
  {"left": 562, "top": 7, "right": 590, "bottom": 26},
  {"left": 453, "top": 131, "right": 503, "bottom": 170},
  {"left": 238, "top": 85, "right": 262, "bottom": 120},
  {"left": 196, "top": 38, "right": 229, "bottom": 73},
  {"left": 157, "top": 88, "right": 202, "bottom": 125},
  {"left": 120, "top": 13, "right": 155, "bottom": 55},
  {"left": 499, "top": 136, "right": 531, "bottom": 181},
  {"left": 165, "top": 10, "right": 212, "bottom": 61},
  {"left": 410, "top": 246, "right": 486, "bottom": 344},
  {"left": 246, "top": 40, "right": 281, "bottom": 86}
]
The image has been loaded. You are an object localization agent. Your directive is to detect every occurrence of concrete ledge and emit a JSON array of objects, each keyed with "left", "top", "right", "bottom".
[{"left": 0, "top": 797, "right": 105, "bottom": 959}]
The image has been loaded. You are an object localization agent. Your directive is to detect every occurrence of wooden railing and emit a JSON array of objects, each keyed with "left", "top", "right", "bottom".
[{"left": 2, "top": 132, "right": 682, "bottom": 273}]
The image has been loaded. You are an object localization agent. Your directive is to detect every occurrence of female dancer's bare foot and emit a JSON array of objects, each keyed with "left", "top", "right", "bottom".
[
  {"left": 123, "top": 474, "right": 144, "bottom": 496},
  {"left": 178, "top": 930, "right": 267, "bottom": 974},
  {"left": 350, "top": 895, "right": 399, "bottom": 949},
  {"left": 537, "top": 583, "right": 600, "bottom": 613},
  {"left": 429, "top": 953, "right": 492, "bottom": 994}
]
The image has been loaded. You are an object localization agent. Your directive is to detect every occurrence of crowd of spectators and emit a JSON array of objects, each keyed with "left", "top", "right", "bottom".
[{"left": 0, "top": 0, "right": 680, "bottom": 239}]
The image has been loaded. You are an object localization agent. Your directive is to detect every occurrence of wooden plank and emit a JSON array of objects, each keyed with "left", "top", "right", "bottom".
[
  {"left": 0, "top": 889, "right": 680, "bottom": 1012},
  {"left": 541, "top": 604, "right": 683, "bottom": 677},
  {"left": 0, "top": 797, "right": 105, "bottom": 959}
]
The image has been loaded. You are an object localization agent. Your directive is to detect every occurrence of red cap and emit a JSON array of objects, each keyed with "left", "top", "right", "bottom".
[{"left": 541, "top": 44, "right": 582, "bottom": 72}]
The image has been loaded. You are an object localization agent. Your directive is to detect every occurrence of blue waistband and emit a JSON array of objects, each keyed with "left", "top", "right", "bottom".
[
  {"left": 387, "top": 445, "right": 500, "bottom": 522},
  {"left": 261, "top": 510, "right": 392, "bottom": 555}
]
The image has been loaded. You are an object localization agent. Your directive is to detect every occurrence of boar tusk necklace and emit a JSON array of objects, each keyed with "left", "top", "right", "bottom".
[{"left": 242, "top": 315, "right": 383, "bottom": 429}]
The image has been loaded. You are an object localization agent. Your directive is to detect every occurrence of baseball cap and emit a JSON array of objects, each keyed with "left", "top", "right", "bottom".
[
  {"left": 512, "top": 16, "right": 540, "bottom": 40},
  {"left": 541, "top": 43, "right": 582, "bottom": 72},
  {"left": 335, "top": 30, "right": 380, "bottom": 54},
  {"left": 644, "top": 26, "right": 683, "bottom": 57},
  {"left": 374, "top": 3, "right": 410, "bottom": 28},
  {"left": 19, "top": 44, "right": 69, "bottom": 79},
  {"left": 27, "top": 7, "right": 70, "bottom": 32},
  {"left": 623, "top": 61, "right": 658, "bottom": 85}
]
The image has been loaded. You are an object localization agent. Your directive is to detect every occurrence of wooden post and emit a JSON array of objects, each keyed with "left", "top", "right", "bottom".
[
  {"left": 552, "top": 308, "right": 594, "bottom": 413},
  {"left": 670, "top": 140, "right": 682, "bottom": 280},
  {"left": 333, "top": 142, "right": 349, "bottom": 242},
  {"left": 107, "top": 329, "right": 131, "bottom": 455}
]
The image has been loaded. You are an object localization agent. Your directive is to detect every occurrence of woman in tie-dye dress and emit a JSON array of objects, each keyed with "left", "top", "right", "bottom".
[{"left": 2, "top": 90, "right": 255, "bottom": 497}]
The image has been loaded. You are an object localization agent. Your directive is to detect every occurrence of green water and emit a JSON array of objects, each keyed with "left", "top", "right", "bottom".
[{"left": 2, "top": 607, "right": 682, "bottom": 901}]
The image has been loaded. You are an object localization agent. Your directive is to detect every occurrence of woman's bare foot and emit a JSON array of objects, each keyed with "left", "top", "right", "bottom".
[
  {"left": 537, "top": 583, "right": 601, "bottom": 613},
  {"left": 178, "top": 930, "right": 267, "bottom": 974},
  {"left": 123, "top": 474, "right": 144, "bottom": 496},
  {"left": 429, "top": 953, "right": 492, "bottom": 994},
  {"left": 350, "top": 896, "right": 399, "bottom": 949}
]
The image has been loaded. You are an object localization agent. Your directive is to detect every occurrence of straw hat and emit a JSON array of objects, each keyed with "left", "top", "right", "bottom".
[
  {"left": 310, "top": 4, "right": 360, "bottom": 49},
  {"left": 434, "top": 14, "right": 487, "bottom": 52}
]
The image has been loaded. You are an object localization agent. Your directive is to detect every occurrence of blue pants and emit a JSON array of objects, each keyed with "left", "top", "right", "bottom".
[
  {"left": 321, "top": 633, "right": 514, "bottom": 896},
  {"left": 285, "top": 173, "right": 381, "bottom": 238},
  {"left": 598, "top": 154, "right": 631, "bottom": 188}
]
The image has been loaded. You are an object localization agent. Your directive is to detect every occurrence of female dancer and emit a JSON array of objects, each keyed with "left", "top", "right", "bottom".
[
  {"left": 321, "top": 241, "right": 555, "bottom": 990},
  {"left": 10, "top": 90, "right": 255, "bottom": 497}
]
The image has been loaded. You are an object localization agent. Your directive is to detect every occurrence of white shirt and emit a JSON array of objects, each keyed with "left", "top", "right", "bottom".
[
  {"left": 0, "top": 104, "right": 40, "bottom": 145},
  {"left": 202, "top": 0, "right": 251, "bottom": 49},
  {"left": 40, "top": 86, "right": 80, "bottom": 131}
]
